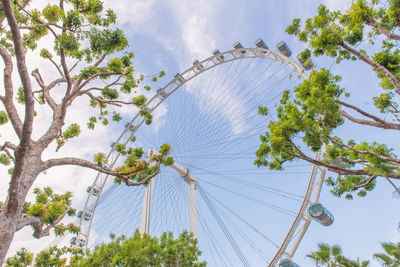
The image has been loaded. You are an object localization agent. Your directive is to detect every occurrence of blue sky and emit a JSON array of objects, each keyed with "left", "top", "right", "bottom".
[
  {"left": 108, "top": 0, "right": 400, "bottom": 264},
  {"left": 1, "top": 0, "right": 400, "bottom": 266}
]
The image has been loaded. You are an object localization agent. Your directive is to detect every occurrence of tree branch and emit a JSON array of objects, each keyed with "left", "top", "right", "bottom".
[
  {"left": 353, "top": 175, "right": 377, "bottom": 190},
  {"left": 40, "top": 157, "right": 134, "bottom": 177},
  {"left": 31, "top": 69, "right": 57, "bottom": 110},
  {"left": 328, "top": 136, "right": 400, "bottom": 166},
  {"left": 1, "top": 142, "right": 16, "bottom": 161},
  {"left": 365, "top": 15, "right": 400, "bottom": 41},
  {"left": 339, "top": 101, "right": 400, "bottom": 130},
  {"left": 16, "top": 207, "right": 72, "bottom": 238},
  {"left": 2, "top": 0, "right": 35, "bottom": 214},
  {"left": 0, "top": 45, "right": 23, "bottom": 138},
  {"left": 84, "top": 91, "right": 134, "bottom": 107},
  {"left": 14, "top": 1, "right": 58, "bottom": 39},
  {"left": 340, "top": 42, "right": 400, "bottom": 94},
  {"left": 122, "top": 152, "right": 166, "bottom": 186},
  {"left": 0, "top": 0, "right": 31, "bottom": 25},
  {"left": 19, "top": 23, "right": 71, "bottom": 32},
  {"left": 283, "top": 135, "right": 373, "bottom": 176},
  {"left": 339, "top": 110, "right": 400, "bottom": 130},
  {"left": 67, "top": 55, "right": 107, "bottom": 105}
]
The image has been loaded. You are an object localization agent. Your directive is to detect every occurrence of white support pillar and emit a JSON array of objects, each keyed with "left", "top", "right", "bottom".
[
  {"left": 171, "top": 163, "right": 197, "bottom": 239},
  {"left": 139, "top": 148, "right": 158, "bottom": 234},
  {"left": 139, "top": 178, "right": 154, "bottom": 234}
]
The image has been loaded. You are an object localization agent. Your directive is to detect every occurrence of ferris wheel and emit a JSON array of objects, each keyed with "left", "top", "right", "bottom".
[{"left": 71, "top": 39, "right": 334, "bottom": 266}]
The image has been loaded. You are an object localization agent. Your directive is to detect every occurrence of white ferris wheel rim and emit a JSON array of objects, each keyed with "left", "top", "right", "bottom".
[{"left": 75, "top": 46, "right": 327, "bottom": 266}]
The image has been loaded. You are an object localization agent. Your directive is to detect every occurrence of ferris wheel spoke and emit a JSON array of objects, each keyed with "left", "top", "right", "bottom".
[{"left": 75, "top": 45, "right": 327, "bottom": 266}]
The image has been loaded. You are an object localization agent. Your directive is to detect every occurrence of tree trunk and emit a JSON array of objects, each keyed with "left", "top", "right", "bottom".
[{"left": 0, "top": 149, "right": 41, "bottom": 265}]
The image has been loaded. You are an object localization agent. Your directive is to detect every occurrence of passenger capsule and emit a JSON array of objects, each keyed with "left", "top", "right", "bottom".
[
  {"left": 86, "top": 186, "right": 100, "bottom": 196},
  {"left": 255, "top": 38, "right": 269, "bottom": 50},
  {"left": 77, "top": 210, "right": 92, "bottom": 221},
  {"left": 125, "top": 123, "right": 135, "bottom": 132},
  {"left": 279, "top": 259, "right": 300, "bottom": 267},
  {"left": 157, "top": 88, "right": 167, "bottom": 98},
  {"left": 277, "top": 41, "right": 292, "bottom": 57},
  {"left": 233, "top": 41, "right": 245, "bottom": 54},
  {"left": 297, "top": 53, "right": 313, "bottom": 70},
  {"left": 308, "top": 203, "right": 334, "bottom": 226},
  {"left": 212, "top": 49, "right": 224, "bottom": 61},
  {"left": 192, "top": 59, "right": 204, "bottom": 71},
  {"left": 70, "top": 236, "right": 85, "bottom": 247},
  {"left": 174, "top": 73, "right": 185, "bottom": 83}
]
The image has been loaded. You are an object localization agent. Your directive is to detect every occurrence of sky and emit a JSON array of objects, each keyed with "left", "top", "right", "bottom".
[{"left": 1, "top": 0, "right": 400, "bottom": 266}]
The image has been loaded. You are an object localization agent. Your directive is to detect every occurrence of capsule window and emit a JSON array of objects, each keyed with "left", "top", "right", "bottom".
[
  {"left": 157, "top": 88, "right": 167, "bottom": 98},
  {"left": 212, "top": 49, "right": 224, "bottom": 62},
  {"left": 277, "top": 41, "right": 292, "bottom": 57},
  {"left": 279, "top": 259, "right": 300, "bottom": 267},
  {"left": 255, "top": 38, "right": 268, "bottom": 50},
  {"left": 192, "top": 59, "right": 204, "bottom": 72},
  {"left": 233, "top": 41, "right": 245, "bottom": 54},
  {"left": 174, "top": 73, "right": 185, "bottom": 83},
  {"left": 309, "top": 203, "right": 334, "bottom": 226}
]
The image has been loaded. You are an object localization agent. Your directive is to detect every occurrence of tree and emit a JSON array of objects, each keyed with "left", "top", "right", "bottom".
[
  {"left": 255, "top": 0, "right": 400, "bottom": 200},
  {"left": 6, "top": 231, "right": 205, "bottom": 267},
  {"left": 306, "top": 243, "right": 369, "bottom": 267},
  {"left": 373, "top": 242, "right": 400, "bottom": 266},
  {"left": 4, "top": 248, "right": 33, "bottom": 267},
  {"left": 0, "top": 0, "right": 173, "bottom": 264}
]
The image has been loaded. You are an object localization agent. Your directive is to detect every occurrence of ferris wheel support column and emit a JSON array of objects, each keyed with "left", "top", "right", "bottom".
[
  {"left": 171, "top": 163, "right": 198, "bottom": 239},
  {"left": 139, "top": 149, "right": 158, "bottom": 234},
  {"left": 139, "top": 179, "right": 154, "bottom": 234}
]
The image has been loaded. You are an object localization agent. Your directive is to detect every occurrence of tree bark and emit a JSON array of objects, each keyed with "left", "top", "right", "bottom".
[
  {"left": 0, "top": 152, "right": 41, "bottom": 265},
  {"left": 340, "top": 42, "right": 400, "bottom": 94}
]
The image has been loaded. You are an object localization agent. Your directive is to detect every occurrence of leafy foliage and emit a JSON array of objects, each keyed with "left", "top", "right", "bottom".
[
  {"left": 257, "top": 0, "right": 400, "bottom": 199},
  {"left": 72, "top": 231, "right": 205, "bottom": 267},
  {"left": 0, "top": 110, "right": 9, "bottom": 125},
  {"left": 24, "top": 187, "right": 79, "bottom": 237},
  {"left": 6, "top": 231, "right": 204, "bottom": 267},
  {"left": 374, "top": 242, "right": 400, "bottom": 266},
  {"left": 5, "top": 248, "right": 33, "bottom": 267}
]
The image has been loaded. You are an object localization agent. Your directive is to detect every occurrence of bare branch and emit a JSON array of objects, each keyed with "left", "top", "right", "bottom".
[
  {"left": 16, "top": 207, "right": 73, "bottom": 238},
  {"left": 19, "top": 23, "right": 71, "bottom": 32},
  {"left": 0, "top": 142, "right": 16, "bottom": 161},
  {"left": 47, "top": 57, "right": 65, "bottom": 79},
  {"left": 2, "top": 0, "right": 36, "bottom": 215},
  {"left": 14, "top": 2, "right": 58, "bottom": 40},
  {"left": 0, "top": 45, "right": 23, "bottom": 137},
  {"left": 353, "top": 175, "right": 377, "bottom": 190},
  {"left": 40, "top": 157, "right": 127, "bottom": 176},
  {"left": 328, "top": 136, "right": 400, "bottom": 166},
  {"left": 365, "top": 14, "right": 400, "bottom": 41},
  {"left": 281, "top": 135, "right": 400, "bottom": 180},
  {"left": 41, "top": 153, "right": 166, "bottom": 186},
  {"left": 31, "top": 69, "right": 57, "bottom": 110},
  {"left": 0, "top": 0, "right": 31, "bottom": 25},
  {"left": 84, "top": 91, "right": 134, "bottom": 107},
  {"left": 69, "top": 60, "right": 81, "bottom": 72},
  {"left": 67, "top": 57, "right": 108, "bottom": 106},
  {"left": 16, "top": 215, "right": 41, "bottom": 233},
  {"left": 339, "top": 101, "right": 400, "bottom": 130},
  {"left": 284, "top": 136, "right": 359, "bottom": 174},
  {"left": 340, "top": 42, "right": 400, "bottom": 94}
]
